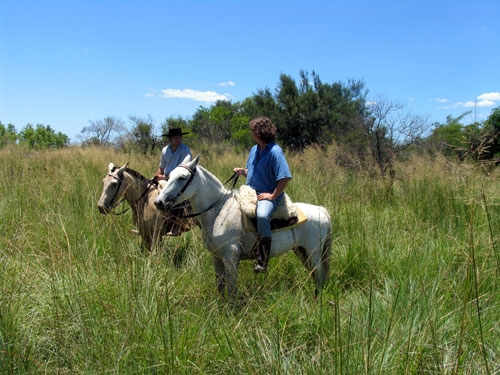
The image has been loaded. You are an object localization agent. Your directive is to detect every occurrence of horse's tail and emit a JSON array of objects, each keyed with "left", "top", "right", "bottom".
[
  {"left": 322, "top": 219, "right": 332, "bottom": 282},
  {"left": 317, "top": 206, "right": 333, "bottom": 296}
]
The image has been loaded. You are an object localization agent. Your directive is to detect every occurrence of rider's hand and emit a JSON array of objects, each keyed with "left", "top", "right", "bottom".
[
  {"left": 257, "top": 192, "right": 274, "bottom": 201},
  {"left": 233, "top": 167, "right": 247, "bottom": 177}
]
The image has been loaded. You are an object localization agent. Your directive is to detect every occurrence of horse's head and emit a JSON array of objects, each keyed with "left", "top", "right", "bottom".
[
  {"left": 97, "top": 162, "right": 128, "bottom": 214},
  {"left": 154, "top": 155, "right": 200, "bottom": 211}
]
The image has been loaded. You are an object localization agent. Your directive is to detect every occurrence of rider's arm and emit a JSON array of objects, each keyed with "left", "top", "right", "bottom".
[{"left": 271, "top": 178, "right": 291, "bottom": 200}]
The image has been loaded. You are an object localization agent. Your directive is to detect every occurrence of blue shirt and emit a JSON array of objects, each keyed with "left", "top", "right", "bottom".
[
  {"left": 159, "top": 143, "right": 192, "bottom": 176},
  {"left": 246, "top": 142, "right": 292, "bottom": 194}
]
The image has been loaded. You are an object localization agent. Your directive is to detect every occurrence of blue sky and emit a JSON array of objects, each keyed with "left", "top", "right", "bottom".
[{"left": 1, "top": 0, "right": 499, "bottom": 143}]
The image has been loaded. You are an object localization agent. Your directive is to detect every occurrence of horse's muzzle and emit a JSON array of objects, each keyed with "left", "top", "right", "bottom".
[{"left": 154, "top": 198, "right": 169, "bottom": 211}]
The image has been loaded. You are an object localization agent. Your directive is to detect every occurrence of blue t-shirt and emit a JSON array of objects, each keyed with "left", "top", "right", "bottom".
[
  {"left": 246, "top": 142, "right": 292, "bottom": 194},
  {"left": 159, "top": 143, "right": 192, "bottom": 176}
]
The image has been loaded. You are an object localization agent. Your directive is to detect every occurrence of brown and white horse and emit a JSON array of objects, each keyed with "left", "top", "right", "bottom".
[{"left": 97, "top": 162, "right": 196, "bottom": 251}]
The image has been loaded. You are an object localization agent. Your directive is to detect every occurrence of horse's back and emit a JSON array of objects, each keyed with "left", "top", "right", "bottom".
[{"left": 294, "top": 202, "right": 331, "bottom": 225}]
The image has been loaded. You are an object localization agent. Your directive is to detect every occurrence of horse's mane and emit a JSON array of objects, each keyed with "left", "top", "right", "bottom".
[
  {"left": 125, "top": 168, "right": 149, "bottom": 181},
  {"left": 111, "top": 165, "right": 149, "bottom": 182},
  {"left": 198, "top": 165, "right": 225, "bottom": 189}
]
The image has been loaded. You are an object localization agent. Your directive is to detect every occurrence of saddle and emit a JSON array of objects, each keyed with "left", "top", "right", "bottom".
[
  {"left": 235, "top": 185, "right": 307, "bottom": 231},
  {"left": 157, "top": 179, "right": 168, "bottom": 190}
]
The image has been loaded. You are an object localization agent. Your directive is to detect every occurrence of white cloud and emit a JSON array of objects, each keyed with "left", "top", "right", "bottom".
[
  {"left": 219, "top": 81, "right": 235, "bottom": 87},
  {"left": 436, "top": 92, "right": 500, "bottom": 110},
  {"left": 477, "top": 92, "right": 500, "bottom": 102},
  {"left": 477, "top": 99, "right": 496, "bottom": 107},
  {"left": 432, "top": 98, "right": 450, "bottom": 103},
  {"left": 160, "top": 88, "right": 230, "bottom": 102},
  {"left": 456, "top": 100, "right": 481, "bottom": 108},
  {"left": 457, "top": 92, "right": 500, "bottom": 108},
  {"left": 476, "top": 99, "right": 495, "bottom": 107}
]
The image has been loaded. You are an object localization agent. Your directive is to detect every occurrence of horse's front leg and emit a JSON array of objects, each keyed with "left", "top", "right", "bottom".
[
  {"left": 212, "top": 254, "right": 226, "bottom": 296},
  {"left": 222, "top": 252, "right": 240, "bottom": 298},
  {"left": 139, "top": 229, "right": 153, "bottom": 253}
]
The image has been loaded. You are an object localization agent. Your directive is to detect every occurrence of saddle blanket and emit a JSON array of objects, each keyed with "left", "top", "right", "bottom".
[{"left": 243, "top": 202, "right": 308, "bottom": 232}]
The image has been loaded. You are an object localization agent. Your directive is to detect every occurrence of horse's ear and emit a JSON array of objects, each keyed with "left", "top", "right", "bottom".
[
  {"left": 189, "top": 155, "right": 200, "bottom": 168},
  {"left": 181, "top": 154, "right": 192, "bottom": 164},
  {"left": 108, "top": 162, "right": 115, "bottom": 173},
  {"left": 117, "top": 163, "right": 128, "bottom": 175}
]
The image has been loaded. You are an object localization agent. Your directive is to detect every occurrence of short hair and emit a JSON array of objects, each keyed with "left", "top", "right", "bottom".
[{"left": 249, "top": 116, "right": 276, "bottom": 143}]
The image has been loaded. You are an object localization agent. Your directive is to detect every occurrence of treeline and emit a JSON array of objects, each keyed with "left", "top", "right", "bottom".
[
  {"left": 2, "top": 70, "right": 500, "bottom": 172},
  {"left": 0, "top": 123, "right": 69, "bottom": 148}
]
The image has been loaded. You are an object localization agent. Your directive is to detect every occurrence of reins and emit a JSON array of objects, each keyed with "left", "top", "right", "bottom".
[
  {"left": 108, "top": 173, "right": 157, "bottom": 216},
  {"left": 225, "top": 171, "right": 240, "bottom": 189},
  {"left": 173, "top": 168, "right": 240, "bottom": 219}
]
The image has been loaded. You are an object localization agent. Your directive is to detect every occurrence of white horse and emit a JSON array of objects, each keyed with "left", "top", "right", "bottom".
[{"left": 154, "top": 155, "right": 332, "bottom": 298}]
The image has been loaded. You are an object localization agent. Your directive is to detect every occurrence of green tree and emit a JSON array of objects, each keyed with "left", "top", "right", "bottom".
[
  {"left": 229, "top": 112, "right": 252, "bottom": 150},
  {"left": 485, "top": 106, "right": 500, "bottom": 130},
  {"left": 275, "top": 73, "right": 302, "bottom": 149},
  {"left": 248, "top": 87, "right": 279, "bottom": 120},
  {"left": 0, "top": 122, "right": 18, "bottom": 147},
  {"left": 129, "top": 115, "right": 157, "bottom": 155},
  {"left": 427, "top": 112, "right": 473, "bottom": 157},
  {"left": 18, "top": 124, "right": 69, "bottom": 148},
  {"left": 191, "top": 101, "right": 236, "bottom": 143},
  {"left": 481, "top": 106, "right": 500, "bottom": 158},
  {"left": 250, "top": 71, "right": 368, "bottom": 152}
]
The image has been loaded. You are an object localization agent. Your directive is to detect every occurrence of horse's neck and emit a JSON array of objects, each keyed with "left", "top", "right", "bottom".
[
  {"left": 190, "top": 167, "right": 226, "bottom": 215},
  {"left": 122, "top": 172, "right": 149, "bottom": 210}
]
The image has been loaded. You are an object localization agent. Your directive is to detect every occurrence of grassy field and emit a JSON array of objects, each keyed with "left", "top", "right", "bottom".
[{"left": 0, "top": 145, "right": 499, "bottom": 374}]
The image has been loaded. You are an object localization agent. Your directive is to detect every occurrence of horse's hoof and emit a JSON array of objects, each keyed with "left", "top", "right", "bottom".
[
  {"left": 253, "top": 264, "right": 267, "bottom": 273},
  {"left": 166, "top": 231, "right": 181, "bottom": 236}
]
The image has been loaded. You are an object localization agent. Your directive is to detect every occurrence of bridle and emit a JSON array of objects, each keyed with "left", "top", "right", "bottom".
[
  {"left": 106, "top": 172, "right": 156, "bottom": 215},
  {"left": 169, "top": 164, "right": 239, "bottom": 219}
]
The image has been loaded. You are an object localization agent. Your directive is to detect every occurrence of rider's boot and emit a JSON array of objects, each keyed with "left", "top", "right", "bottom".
[{"left": 253, "top": 237, "right": 272, "bottom": 273}]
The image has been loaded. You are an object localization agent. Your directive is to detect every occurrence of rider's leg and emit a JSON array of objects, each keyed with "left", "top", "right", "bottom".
[{"left": 254, "top": 199, "right": 276, "bottom": 273}]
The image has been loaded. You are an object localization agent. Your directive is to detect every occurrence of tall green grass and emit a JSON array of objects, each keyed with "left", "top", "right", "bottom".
[{"left": 1, "top": 145, "right": 498, "bottom": 374}]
